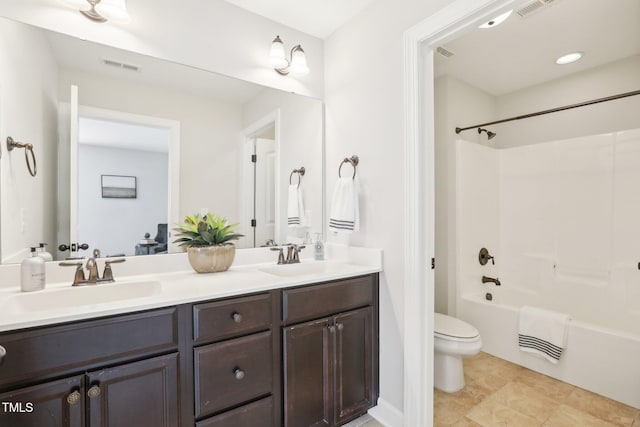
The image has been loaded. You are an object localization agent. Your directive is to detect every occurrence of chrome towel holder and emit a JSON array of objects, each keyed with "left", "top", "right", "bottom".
[
  {"left": 289, "top": 166, "right": 305, "bottom": 187},
  {"left": 338, "top": 155, "right": 359, "bottom": 179},
  {"left": 6, "top": 136, "right": 37, "bottom": 177}
]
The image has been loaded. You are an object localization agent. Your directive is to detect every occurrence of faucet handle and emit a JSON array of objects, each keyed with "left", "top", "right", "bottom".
[
  {"left": 270, "top": 247, "right": 285, "bottom": 264},
  {"left": 59, "top": 261, "right": 86, "bottom": 286},
  {"left": 102, "top": 258, "right": 126, "bottom": 282}
]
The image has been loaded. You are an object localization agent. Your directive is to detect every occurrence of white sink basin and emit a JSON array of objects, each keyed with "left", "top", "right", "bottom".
[
  {"left": 259, "top": 261, "right": 353, "bottom": 278},
  {"left": 0, "top": 280, "right": 162, "bottom": 315}
]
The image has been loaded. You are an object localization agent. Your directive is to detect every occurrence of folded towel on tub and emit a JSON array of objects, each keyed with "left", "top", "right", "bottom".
[{"left": 518, "top": 305, "right": 570, "bottom": 364}]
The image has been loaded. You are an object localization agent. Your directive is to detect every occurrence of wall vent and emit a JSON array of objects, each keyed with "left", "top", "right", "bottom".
[
  {"left": 103, "top": 59, "right": 140, "bottom": 72},
  {"left": 436, "top": 46, "right": 455, "bottom": 58},
  {"left": 516, "top": 0, "right": 560, "bottom": 18}
]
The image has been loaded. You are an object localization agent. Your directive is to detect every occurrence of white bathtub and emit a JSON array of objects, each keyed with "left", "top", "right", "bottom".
[{"left": 459, "top": 289, "right": 640, "bottom": 408}]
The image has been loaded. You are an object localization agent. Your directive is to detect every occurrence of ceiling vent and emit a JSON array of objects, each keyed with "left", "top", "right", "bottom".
[
  {"left": 103, "top": 59, "right": 140, "bottom": 72},
  {"left": 436, "top": 46, "right": 455, "bottom": 58},
  {"left": 516, "top": 0, "right": 560, "bottom": 18}
]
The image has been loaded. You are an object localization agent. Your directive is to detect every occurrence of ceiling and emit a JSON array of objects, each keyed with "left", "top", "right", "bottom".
[
  {"left": 434, "top": 0, "right": 640, "bottom": 96},
  {"left": 222, "top": 0, "right": 375, "bottom": 39}
]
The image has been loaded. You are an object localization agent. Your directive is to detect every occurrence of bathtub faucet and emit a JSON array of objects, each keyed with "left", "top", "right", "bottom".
[{"left": 482, "top": 276, "right": 501, "bottom": 286}]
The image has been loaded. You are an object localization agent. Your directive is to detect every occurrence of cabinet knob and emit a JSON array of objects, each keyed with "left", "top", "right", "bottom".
[
  {"left": 87, "top": 385, "right": 101, "bottom": 399},
  {"left": 232, "top": 312, "right": 242, "bottom": 323},
  {"left": 328, "top": 325, "right": 336, "bottom": 333},
  {"left": 0, "top": 345, "right": 6, "bottom": 365},
  {"left": 233, "top": 367, "right": 245, "bottom": 380},
  {"left": 67, "top": 390, "right": 81, "bottom": 405},
  {"left": 336, "top": 323, "right": 344, "bottom": 331}
]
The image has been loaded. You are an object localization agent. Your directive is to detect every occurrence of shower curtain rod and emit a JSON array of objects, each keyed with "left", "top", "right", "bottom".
[{"left": 455, "top": 89, "right": 640, "bottom": 134}]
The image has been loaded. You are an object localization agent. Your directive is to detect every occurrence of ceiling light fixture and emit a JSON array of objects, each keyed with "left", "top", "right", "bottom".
[
  {"left": 269, "top": 35, "right": 309, "bottom": 76},
  {"left": 555, "top": 51, "right": 583, "bottom": 65},
  {"left": 62, "top": 0, "right": 130, "bottom": 23},
  {"left": 478, "top": 10, "right": 513, "bottom": 29}
]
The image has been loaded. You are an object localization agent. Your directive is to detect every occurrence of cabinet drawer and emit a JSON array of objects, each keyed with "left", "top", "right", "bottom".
[
  {"left": 0, "top": 308, "right": 178, "bottom": 389},
  {"left": 194, "top": 331, "right": 273, "bottom": 418},
  {"left": 195, "top": 396, "right": 273, "bottom": 427},
  {"left": 193, "top": 293, "right": 272, "bottom": 344},
  {"left": 283, "top": 275, "right": 374, "bottom": 324}
]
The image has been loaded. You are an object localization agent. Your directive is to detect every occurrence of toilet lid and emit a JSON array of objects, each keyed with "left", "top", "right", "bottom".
[{"left": 434, "top": 313, "right": 479, "bottom": 340}]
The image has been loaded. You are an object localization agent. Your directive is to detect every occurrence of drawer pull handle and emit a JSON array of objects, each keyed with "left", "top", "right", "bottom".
[
  {"left": 87, "top": 385, "right": 101, "bottom": 399},
  {"left": 337, "top": 323, "right": 344, "bottom": 331},
  {"left": 67, "top": 390, "right": 81, "bottom": 405},
  {"left": 233, "top": 367, "right": 245, "bottom": 380},
  {"left": 328, "top": 325, "right": 336, "bottom": 333},
  {"left": 0, "top": 345, "right": 6, "bottom": 365},
  {"left": 232, "top": 312, "right": 242, "bottom": 323}
]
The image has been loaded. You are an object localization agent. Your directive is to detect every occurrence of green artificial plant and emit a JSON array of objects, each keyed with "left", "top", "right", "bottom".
[{"left": 173, "top": 212, "right": 243, "bottom": 248}]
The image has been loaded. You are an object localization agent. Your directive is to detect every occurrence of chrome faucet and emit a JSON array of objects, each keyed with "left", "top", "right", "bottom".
[
  {"left": 59, "top": 249, "right": 126, "bottom": 286},
  {"left": 482, "top": 275, "right": 501, "bottom": 286}
]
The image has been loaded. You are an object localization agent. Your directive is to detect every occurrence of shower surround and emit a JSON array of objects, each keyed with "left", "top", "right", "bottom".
[{"left": 454, "top": 128, "right": 640, "bottom": 408}]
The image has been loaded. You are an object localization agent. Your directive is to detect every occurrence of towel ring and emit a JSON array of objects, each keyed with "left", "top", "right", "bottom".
[
  {"left": 6, "top": 136, "right": 37, "bottom": 177},
  {"left": 289, "top": 167, "right": 305, "bottom": 188},
  {"left": 338, "top": 155, "right": 359, "bottom": 179}
]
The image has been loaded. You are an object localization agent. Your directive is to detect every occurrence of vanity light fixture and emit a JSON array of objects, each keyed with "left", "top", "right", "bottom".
[
  {"left": 555, "top": 51, "right": 583, "bottom": 65},
  {"left": 269, "top": 35, "right": 309, "bottom": 76},
  {"left": 478, "top": 10, "right": 513, "bottom": 29},
  {"left": 62, "top": 0, "right": 131, "bottom": 23}
]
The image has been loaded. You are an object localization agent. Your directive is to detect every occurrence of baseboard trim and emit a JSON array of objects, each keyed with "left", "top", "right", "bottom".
[{"left": 368, "top": 398, "right": 404, "bottom": 427}]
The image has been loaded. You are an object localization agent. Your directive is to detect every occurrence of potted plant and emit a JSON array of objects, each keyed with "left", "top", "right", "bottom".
[{"left": 173, "top": 212, "right": 243, "bottom": 273}]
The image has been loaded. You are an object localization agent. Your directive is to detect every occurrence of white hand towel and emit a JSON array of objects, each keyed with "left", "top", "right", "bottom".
[
  {"left": 329, "top": 177, "right": 359, "bottom": 233},
  {"left": 287, "top": 185, "right": 305, "bottom": 228},
  {"left": 518, "top": 305, "right": 570, "bottom": 364}
]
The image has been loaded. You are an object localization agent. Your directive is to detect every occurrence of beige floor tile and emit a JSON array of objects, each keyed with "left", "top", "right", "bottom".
[
  {"left": 564, "top": 387, "right": 637, "bottom": 427},
  {"left": 433, "top": 403, "right": 467, "bottom": 426},
  {"left": 464, "top": 353, "right": 524, "bottom": 393},
  {"left": 633, "top": 412, "right": 640, "bottom": 427},
  {"left": 514, "top": 368, "right": 575, "bottom": 402},
  {"left": 482, "top": 381, "right": 560, "bottom": 423},
  {"left": 435, "top": 380, "right": 491, "bottom": 414},
  {"left": 542, "top": 404, "right": 618, "bottom": 427},
  {"left": 467, "top": 400, "right": 540, "bottom": 427},
  {"left": 451, "top": 417, "right": 483, "bottom": 427}
]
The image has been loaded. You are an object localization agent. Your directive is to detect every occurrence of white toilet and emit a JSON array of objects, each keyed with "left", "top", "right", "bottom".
[{"left": 434, "top": 313, "right": 482, "bottom": 393}]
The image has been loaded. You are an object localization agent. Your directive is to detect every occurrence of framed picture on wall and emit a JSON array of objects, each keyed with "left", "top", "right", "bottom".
[{"left": 101, "top": 175, "right": 137, "bottom": 199}]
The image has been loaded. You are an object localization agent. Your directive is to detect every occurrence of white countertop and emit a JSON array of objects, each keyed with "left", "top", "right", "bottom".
[{"left": 0, "top": 244, "right": 382, "bottom": 332}]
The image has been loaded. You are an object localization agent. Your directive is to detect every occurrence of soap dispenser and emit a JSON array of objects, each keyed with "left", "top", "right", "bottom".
[
  {"left": 314, "top": 233, "right": 325, "bottom": 261},
  {"left": 21, "top": 247, "right": 45, "bottom": 292},
  {"left": 37, "top": 243, "right": 53, "bottom": 262}
]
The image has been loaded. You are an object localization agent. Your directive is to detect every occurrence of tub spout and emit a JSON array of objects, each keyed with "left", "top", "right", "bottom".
[{"left": 482, "top": 275, "right": 501, "bottom": 286}]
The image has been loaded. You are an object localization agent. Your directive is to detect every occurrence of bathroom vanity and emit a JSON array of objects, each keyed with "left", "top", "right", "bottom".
[{"left": 0, "top": 257, "right": 380, "bottom": 427}]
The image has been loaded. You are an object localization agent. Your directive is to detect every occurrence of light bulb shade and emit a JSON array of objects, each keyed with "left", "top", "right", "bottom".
[
  {"left": 478, "top": 9, "right": 512, "bottom": 29},
  {"left": 269, "top": 36, "right": 288, "bottom": 69},
  {"left": 289, "top": 45, "right": 309, "bottom": 75},
  {"left": 96, "top": 0, "right": 130, "bottom": 23}
]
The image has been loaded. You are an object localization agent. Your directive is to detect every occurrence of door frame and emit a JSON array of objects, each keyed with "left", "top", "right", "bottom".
[
  {"left": 401, "top": 0, "right": 527, "bottom": 425},
  {"left": 239, "top": 109, "right": 281, "bottom": 248},
  {"left": 73, "top": 104, "right": 181, "bottom": 254}
]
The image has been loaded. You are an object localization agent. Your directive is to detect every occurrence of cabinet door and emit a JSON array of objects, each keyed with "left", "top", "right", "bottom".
[
  {"left": 0, "top": 375, "right": 83, "bottom": 427},
  {"left": 86, "top": 353, "right": 178, "bottom": 427},
  {"left": 283, "top": 318, "right": 333, "bottom": 427},
  {"left": 334, "top": 307, "right": 373, "bottom": 425}
]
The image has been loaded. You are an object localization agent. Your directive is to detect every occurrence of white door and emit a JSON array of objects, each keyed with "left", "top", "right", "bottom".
[{"left": 254, "top": 138, "right": 275, "bottom": 246}]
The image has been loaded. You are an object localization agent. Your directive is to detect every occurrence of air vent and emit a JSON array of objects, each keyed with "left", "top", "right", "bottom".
[
  {"left": 436, "top": 46, "right": 455, "bottom": 58},
  {"left": 103, "top": 59, "right": 140, "bottom": 72},
  {"left": 516, "top": 0, "right": 560, "bottom": 18}
]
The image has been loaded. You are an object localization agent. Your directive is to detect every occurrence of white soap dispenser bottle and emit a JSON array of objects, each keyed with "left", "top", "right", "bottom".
[
  {"left": 21, "top": 247, "right": 46, "bottom": 292},
  {"left": 37, "top": 243, "right": 53, "bottom": 262},
  {"left": 314, "top": 233, "right": 325, "bottom": 261}
]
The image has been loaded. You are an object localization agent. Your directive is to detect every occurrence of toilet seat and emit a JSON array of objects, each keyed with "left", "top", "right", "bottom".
[{"left": 434, "top": 313, "right": 480, "bottom": 342}]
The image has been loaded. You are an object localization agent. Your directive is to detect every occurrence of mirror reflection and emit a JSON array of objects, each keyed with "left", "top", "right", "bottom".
[{"left": 0, "top": 17, "right": 324, "bottom": 263}]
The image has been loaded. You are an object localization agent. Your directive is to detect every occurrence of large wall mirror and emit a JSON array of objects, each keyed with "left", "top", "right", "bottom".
[{"left": 0, "top": 17, "right": 324, "bottom": 262}]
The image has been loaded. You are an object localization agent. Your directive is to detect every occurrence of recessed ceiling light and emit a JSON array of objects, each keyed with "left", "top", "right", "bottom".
[
  {"left": 478, "top": 10, "right": 513, "bottom": 29},
  {"left": 555, "top": 52, "right": 584, "bottom": 65}
]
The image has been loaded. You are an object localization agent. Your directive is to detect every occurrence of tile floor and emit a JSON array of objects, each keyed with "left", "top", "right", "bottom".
[
  {"left": 435, "top": 352, "right": 640, "bottom": 426},
  {"left": 343, "top": 413, "right": 384, "bottom": 427}
]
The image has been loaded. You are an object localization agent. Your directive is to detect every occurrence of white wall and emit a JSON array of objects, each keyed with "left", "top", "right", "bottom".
[
  {"left": 78, "top": 145, "right": 168, "bottom": 256},
  {"left": 58, "top": 68, "right": 243, "bottom": 224},
  {"left": 242, "top": 89, "right": 324, "bottom": 245},
  {"left": 324, "top": 0, "right": 452, "bottom": 420},
  {"left": 434, "top": 75, "right": 496, "bottom": 315},
  {"left": 0, "top": 0, "right": 324, "bottom": 99},
  {"left": 0, "top": 19, "right": 58, "bottom": 262}
]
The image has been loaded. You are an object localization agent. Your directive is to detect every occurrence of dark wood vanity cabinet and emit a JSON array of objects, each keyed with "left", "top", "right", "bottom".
[
  {"left": 282, "top": 275, "right": 379, "bottom": 427},
  {"left": 0, "top": 273, "right": 378, "bottom": 427}
]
